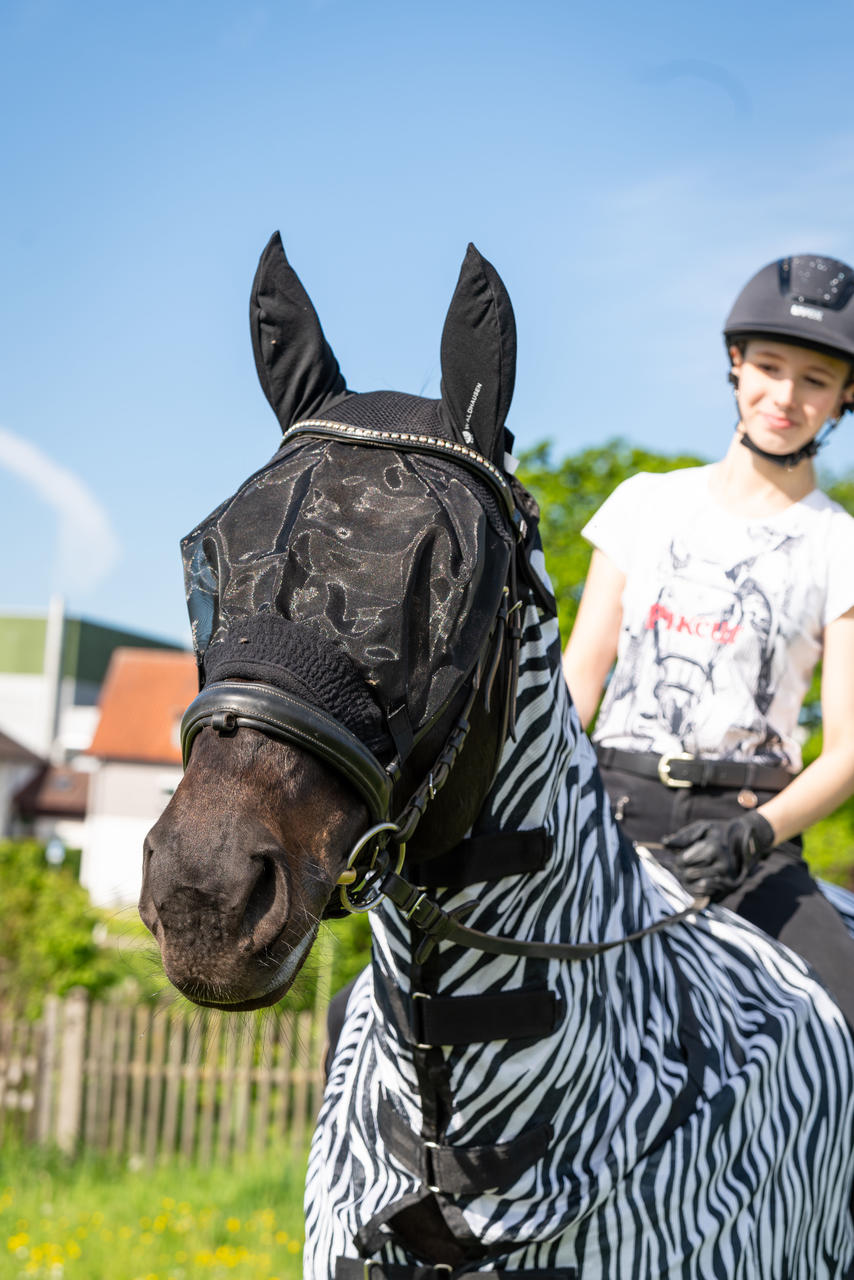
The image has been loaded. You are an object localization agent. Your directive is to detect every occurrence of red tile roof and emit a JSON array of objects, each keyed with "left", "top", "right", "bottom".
[{"left": 88, "top": 648, "right": 198, "bottom": 764}]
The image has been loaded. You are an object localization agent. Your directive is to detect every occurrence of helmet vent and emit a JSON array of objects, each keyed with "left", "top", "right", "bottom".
[{"left": 780, "top": 256, "right": 854, "bottom": 312}]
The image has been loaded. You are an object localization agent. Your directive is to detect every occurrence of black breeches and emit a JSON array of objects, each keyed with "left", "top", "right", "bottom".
[{"left": 600, "top": 766, "right": 854, "bottom": 1037}]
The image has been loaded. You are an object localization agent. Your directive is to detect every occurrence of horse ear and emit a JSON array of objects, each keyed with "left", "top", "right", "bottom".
[
  {"left": 439, "top": 244, "right": 517, "bottom": 465},
  {"left": 250, "top": 232, "right": 348, "bottom": 430}
]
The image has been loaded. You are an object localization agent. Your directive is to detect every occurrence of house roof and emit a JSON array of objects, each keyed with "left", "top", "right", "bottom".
[
  {"left": 0, "top": 728, "right": 43, "bottom": 766},
  {"left": 88, "top": 648, "right": 198, "bottom": 764},
  {"left": 15, "top": 765, "right": 89, "bottom": 817}
]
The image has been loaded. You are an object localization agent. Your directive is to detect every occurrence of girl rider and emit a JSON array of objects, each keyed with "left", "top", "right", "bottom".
[{"left": 563, "top": 254, "right": 854, "bottom": 1033}]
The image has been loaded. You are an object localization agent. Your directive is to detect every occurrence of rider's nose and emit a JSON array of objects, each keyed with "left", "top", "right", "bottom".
[{"left": 773, "top": 379, "right": 795, "bottom": 408}]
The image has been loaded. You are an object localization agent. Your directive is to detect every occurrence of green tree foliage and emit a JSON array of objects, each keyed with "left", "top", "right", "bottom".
[{"left": 517, "top": 439, "right": 705, "bottom": 645}]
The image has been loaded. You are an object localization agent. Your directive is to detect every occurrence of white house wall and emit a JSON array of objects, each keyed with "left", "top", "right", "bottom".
[
  {"left": 0, "top": 674, "right": 50, "bottom": 756},
  {"left": 81, "top": 762, "right": 181, "bottom": 906}
]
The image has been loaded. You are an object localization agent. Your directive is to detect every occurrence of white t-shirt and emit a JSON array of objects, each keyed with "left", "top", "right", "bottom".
[{"left": 583, "top": 466, "right": 854, "bottom": 772}]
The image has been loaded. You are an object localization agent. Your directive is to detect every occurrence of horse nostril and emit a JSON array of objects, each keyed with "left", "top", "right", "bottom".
[
  {"left": 139, "top": 837, "right": 160, "bottom": 934},
  {"left": 239, "top": 855, "right": 289, "bottom": 954}
]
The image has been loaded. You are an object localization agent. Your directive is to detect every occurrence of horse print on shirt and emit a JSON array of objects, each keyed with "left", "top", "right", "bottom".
[{"left": 595, "top": 526, "right": 810, "bottom": 767}]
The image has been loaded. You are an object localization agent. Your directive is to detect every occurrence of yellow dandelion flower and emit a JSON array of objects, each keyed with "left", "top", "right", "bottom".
[
  {"left": 274, "top": 1230, "right": 289, "bottom": 1244},
  {"left": 66, "top": 1240, "right": 82, "bottom": 1259},
  {"left": 287, "top": 1240, "right": 301, "bottom": 1254},
  {"left": 7, "top": 1231, "right": 29, "bottom": 1251},
  {"left": 225, "top": 1217, "right": 241, "bottom": 1233},
  {"left": 259, "top": 1209, "right": 275, "bottom": 1230},
  {"left": 161, "top": 1197, "right": 175, "bottom": 1210},
  {"left": 154, "top": 1214, "right": 169, "bottom": 1233},
  {"left": 119, "top": 1225, "right": 133, "bottom": 1239}
]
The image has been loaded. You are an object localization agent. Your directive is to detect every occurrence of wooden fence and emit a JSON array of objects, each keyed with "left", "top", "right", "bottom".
[{"left": 0, "top": 988, "right": 329, "bottom": 1164}]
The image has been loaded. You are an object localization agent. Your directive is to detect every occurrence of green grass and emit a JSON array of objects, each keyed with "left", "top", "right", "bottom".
[
  {"left": 804, "top": 811, "right": 854, "bottom": 888},
  {"left": 1, "top": 1144, "right": 308, "bottom": 1280}
]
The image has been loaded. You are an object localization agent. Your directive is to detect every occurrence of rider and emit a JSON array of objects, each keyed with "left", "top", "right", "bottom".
[{"left": 562, "top": 254, "right": 854, "bottom": 1034}]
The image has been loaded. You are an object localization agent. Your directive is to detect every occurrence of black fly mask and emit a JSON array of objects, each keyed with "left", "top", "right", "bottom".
[{"left": 180, "top": 233, "right": 553, "bottom": 896}]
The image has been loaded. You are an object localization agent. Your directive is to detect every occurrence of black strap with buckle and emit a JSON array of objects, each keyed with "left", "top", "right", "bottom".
[
  {"left": 595, "top": 746, "right": 794, "bottom": 792},
  {"left": 379, "top": 1099, "right": 552, "bottom": 1195},
  {"left": 335, "top": 1263, "right": 577, "bottom": 1279},
  {"left": 410, "top": 987, "right": 561, "bottom": 1047},
  {"left": 408, "top": 829, "right": 551, "bottom": 891}
]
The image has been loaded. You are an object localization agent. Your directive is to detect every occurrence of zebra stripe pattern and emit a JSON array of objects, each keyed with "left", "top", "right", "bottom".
[{"left": 305, "top": 600, "right": 854, "bottom": 1277}]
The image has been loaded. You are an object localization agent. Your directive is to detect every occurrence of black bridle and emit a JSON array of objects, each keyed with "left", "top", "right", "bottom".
[{"left": 180, "top": 421, "right": 708, "bottom": 960}]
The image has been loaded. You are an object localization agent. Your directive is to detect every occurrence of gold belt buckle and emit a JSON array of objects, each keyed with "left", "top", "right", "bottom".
[{"left": 657, "top": 751, "right": 695, "bottom": 788}]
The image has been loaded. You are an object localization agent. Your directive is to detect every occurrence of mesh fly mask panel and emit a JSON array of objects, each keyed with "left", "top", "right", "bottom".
[{"left": 180, "top": 413, "right": 515, "bottom": 821}]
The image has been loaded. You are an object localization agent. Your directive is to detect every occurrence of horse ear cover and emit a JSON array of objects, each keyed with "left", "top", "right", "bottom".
[
  {"left": 250, "top": 231, "right": 349, "bottom": 431},
  {"left": 439, "top": 244, "right": 517, "bottom": 467}
]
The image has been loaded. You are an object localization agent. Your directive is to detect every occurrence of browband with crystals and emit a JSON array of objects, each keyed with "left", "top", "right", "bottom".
[{"left": 283, "top": 419, "right": 526, "bottom": 539}]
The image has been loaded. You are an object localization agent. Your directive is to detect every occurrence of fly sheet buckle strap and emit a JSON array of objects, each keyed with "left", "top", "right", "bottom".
[
  {"left": 595, "top": 746, "right": 794, "bottom": 793},
  {"left": 408, "top": 828, "right": 551, "bottom": 890},
  {"left": 332, "top": 1254, "right": 581, "bottom": 1274},
  {"left": 410, "top": 987, "right": 561, "bottom": 1047},
  {"left": 334, "top": 1263, "right": 578, "bottom": 1279},
  {"left": 378, "top": 1098, "right": 552, "bottom": 1195}
]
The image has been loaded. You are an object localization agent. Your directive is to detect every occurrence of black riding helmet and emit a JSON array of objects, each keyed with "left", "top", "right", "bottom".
[{"left": 723, "top": 255, "right": 854, "bottom": 467}]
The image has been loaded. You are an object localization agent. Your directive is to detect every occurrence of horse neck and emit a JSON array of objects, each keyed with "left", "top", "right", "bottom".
[{"left": 368, "top": 599, "right": 651, "bottom": 1007}]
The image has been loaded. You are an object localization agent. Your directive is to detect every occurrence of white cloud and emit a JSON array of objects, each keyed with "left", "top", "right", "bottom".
[{"left": 0, "top": 425, "right": 121, "bottom": 594}]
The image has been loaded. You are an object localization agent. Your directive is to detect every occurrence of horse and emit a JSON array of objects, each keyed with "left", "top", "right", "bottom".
[{"left": 141, "top": 233, "right": 854, "bottom": 1278}]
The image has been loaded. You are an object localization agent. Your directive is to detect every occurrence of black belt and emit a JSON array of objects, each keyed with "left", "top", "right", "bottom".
[
  {"left": 336, "top": 1264, "right": 577, "bottom": 1279},
  {"left": 595, "top": 747, "right": 794, "bottom": 792}
]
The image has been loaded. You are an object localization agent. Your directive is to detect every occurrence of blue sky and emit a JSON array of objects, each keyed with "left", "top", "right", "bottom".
[{"left": 3, "top": 0, "right": 854, "bottom": 645}]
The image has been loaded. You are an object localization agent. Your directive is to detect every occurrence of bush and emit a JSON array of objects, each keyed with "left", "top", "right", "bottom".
[{"left": 0, "top": 840, "right": 165, "bottom": 1018}]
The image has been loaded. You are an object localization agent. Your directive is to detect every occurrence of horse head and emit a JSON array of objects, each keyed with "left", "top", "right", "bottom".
[{"left": 140, "top": 233, "right": 543, "bottom": 1010}]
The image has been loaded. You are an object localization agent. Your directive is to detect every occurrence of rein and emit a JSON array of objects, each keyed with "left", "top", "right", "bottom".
[{"left": 340, "top": 800, "right": 709, "bottom": 965}]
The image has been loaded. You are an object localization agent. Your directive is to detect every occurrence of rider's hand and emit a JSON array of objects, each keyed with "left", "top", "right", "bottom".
[{"left": 661, "top": 812, "right": 776, "bottom": 901}]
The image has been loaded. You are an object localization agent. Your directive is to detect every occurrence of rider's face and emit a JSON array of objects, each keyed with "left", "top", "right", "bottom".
[{"left": 731, "top": 339, "right": 854, "bottom": 458}]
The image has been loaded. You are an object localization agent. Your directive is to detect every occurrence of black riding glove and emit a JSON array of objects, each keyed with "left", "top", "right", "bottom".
[{"left": 661, "top": 811, "right": 776, "bottom": 901}]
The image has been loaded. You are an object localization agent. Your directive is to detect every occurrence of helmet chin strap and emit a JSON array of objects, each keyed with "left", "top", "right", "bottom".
[{"left": 737, "top": 420, "right": 837, "bottom": 470}]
